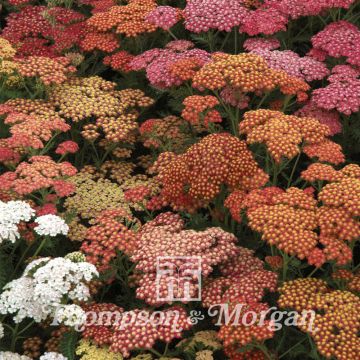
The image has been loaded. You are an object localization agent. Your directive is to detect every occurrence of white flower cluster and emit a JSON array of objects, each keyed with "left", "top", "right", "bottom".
[
  {"left": 34, "top": 215, "right": 69, "bottom": 237},
  {"left": 0, "top": 322, "right": 4, "bottom": 339},
  {"left": 53, "top": 304, "right": 86, "bottom": 327},
  {"left": 0, "top": 352, "right": 31, "bottom": 360},
  {"left": 0, "top": 352, "right": 67, "bottom": 360},
  {"left": 0, "top": 257, "right": 98, "bottom": 324},
  {"left": 39, "top": 352, "right": 68, "bottom": 360},
  {"left": 0, "top": 200, "right": 70, "bottom": 245},
  {"left": 0, "top": 201, "right": 35, "bottom": 244}
]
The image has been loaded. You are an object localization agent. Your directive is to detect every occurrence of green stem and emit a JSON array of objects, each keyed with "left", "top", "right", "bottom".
[
  {"left": 279, "top": 337, "right": 307, "bottom": 359},
  {"left": 287, "top": 152, "right": 301, "bottom": 188}
]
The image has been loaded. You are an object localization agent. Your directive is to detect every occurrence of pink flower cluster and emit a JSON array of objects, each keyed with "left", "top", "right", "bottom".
[
  {"left": 131, "top": 212, "right": 238, "bottom": 305},
  {"left": 183, "top": 0, "right": 250, "bottom": 33},
  {"left": 146, "top": 6, "right": 182, "bottom": 30},
  {"left": 129, "top": 47, "right": 210, "bottom": 88},
  {"left": 240, "top": 7, "right": 288, "bottom": 36},
  {"left": 82, "top": 303, "right": 191, "bottom": 357},
  {"left": 312, "top": 65, "right": 360, "bottom": 115},
  {"left": 296, "top": 100, "right": 342, "bottom": 136},
  {"left": 243, "top": 37, "right": 280, "bottom": 51},
  {"left": 310, "top": 21, "right": 360, "bottom": 67},
  {"left": 251, "top": 49, "right": 329, "bottom": 81},
  {"left": 264, "top": 0, "right": 356, "bottom": 19}
]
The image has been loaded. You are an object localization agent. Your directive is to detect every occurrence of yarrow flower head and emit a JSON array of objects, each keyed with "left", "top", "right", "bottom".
[
  {"left": 34, "top": 214, "right": 69, "bottom": 237},
  {"left": 243, "top": 37, "right": 280, "bottom": 51},
  {"left": 0, "top": 257, "right": 98, "bottom": 323},
  {"left": 250, "top": 49, "right": 329, "bottom": 82},
  {"left": 312, "top": 65, "right": 360, "bottom": 115},
  {"left": 240, "top": 7, "right": 288, "bottom": 36},
  {"left": 146, "top": 6, "right": 182, "bottom": 30},
  {"left": 130, "top": 47, "right": 210, "bottom": 88},
  {"left": 239, "top": 109, "right": 344, "bottom": 164},
  {"left": 55, "top": 141, "right": 79, "bottom": 155},
  {"left": 183, "top": 0, "right": 249, "bottom": 33},
  {"left": 310, "top": 20, "right": 360, "bottom": 67},
  {"left": 295, "top": 100, "right": 342, "bottom": 136},
  {"left": 86, "top": 0, "right": 157, "bottom": 37},
  {"left": 81, "top": 302, "right": 191, "bottom": 357},
  {"left": 0, "top": 200, "right": 35, "bottom": 244},
  {"left": 192, "top": 53, "right": 310, "bottom": 101},
  {"left": 131, "top": 212, "right": 238, "bottom": 305},
  {"left": 39, "top": 353, "right": 68, "bottom": 360},
  {"left": 0, "top": 156, "right": 77, "bottom": 196},
  {"left": 152, "top": 133, "right": 268, "bottom": 211},
  {"left": 76, "top": 340, "right": 124, "bottom": 360},
  {"left": 182, "top": 95, "right": 222, "bottom": 127},
  {"left": 0, "top": 352, "right": 31, "bottom": 360},
  {"left": 278, "top": 278, "right": 360, "bottom": 360}
]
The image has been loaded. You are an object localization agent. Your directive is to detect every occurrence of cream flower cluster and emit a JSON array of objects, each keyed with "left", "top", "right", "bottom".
[{"left": 0, "top": 257, "right": 98, "bottom": 324}]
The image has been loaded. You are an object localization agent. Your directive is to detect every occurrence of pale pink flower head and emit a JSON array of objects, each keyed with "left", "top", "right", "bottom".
[{"left": 251, "top": 49, "right": 329, "bottom": 81}]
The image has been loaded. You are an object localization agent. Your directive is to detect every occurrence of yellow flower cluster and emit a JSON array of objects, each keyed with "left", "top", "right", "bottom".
[
  {"left": 48, "top": 77, "right": 154, "bottom": 142},
  {"left": 76, "top": 340, "right": 123, "bottom": 360},
  {"left": 64, "top": 172, "right": 131, "bottom": 220},
  {"left": 0, "top": 37, "right": 20, "bottom": 86}
]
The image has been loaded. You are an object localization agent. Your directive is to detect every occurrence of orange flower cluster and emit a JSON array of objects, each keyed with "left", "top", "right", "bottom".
[
  {"left": 192, "top": 53, "right": 310, "bottom": 101},
  {"left": 80, "top": 30, "right": 119, "bottom": 53},
  {"left": 3, "top": 110, "right": 69, "bottom": 150},
  {"left": 240, "top": 109, "right": 345, "bottom": 164},
  {"left": 169, "top": 57, "right": 205, "bottom": 81},
  {"left": 86, "top": 0, "right": 157, "bottom": 37},
  {"left": 153, "top": 133, "right": 268, "bottom": 211},
  {"left": 182, "top": 95, "right": 222, "bottom": 127},
  {"left": 81, "top": 208, "right": 138, "bottom": 272},
  {"left": 0, "top": 155, "right": 77, "bottom": 196},
  {"left": 278, "top": 278, "right": 360, "bottom": 360},
  {"left": 17, "top": 56, "right": 76, "bottom": 85},
  {"left": 48, "top": 77, "right": 154, "bottom": 142},
  {"left": 244, "top": 183, "right": 359, "bottom": 266}
]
